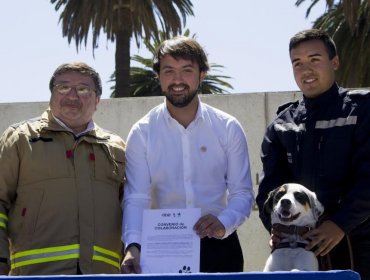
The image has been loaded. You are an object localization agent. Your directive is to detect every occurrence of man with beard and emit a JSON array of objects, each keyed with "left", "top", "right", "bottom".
[
  {"left": 0, "top": 62, "right": 126, "bottom": 275},
  {"left": 121, "top": 36, "right": 254, "bottom": 273}
]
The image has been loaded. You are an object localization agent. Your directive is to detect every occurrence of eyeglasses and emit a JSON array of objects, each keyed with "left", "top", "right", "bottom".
[{"left": 53, "top": 84, "right": 95, "bottom": 97}]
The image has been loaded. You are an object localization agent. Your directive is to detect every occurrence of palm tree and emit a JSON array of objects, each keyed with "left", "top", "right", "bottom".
[
  {"left": 109, "top": 30, "right": 233, "bottom": 97},
  {"left": 295, "top": 0, "right": 366, "bottom": 33},
  {"left": 314, "top": 1, "right": 370, "bottom": 87},
  {"left": 296, "top": 0, "right": 370, "bottom": 87},
  {"left": 50, "top": 0, "right": 194, "bottom": 98}
]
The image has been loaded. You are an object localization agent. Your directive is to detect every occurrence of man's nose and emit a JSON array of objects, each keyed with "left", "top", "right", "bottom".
[
  {"left": 66, "top": 88, "right": 80, "bottom": 99},
  {"left": 172, "top": 71, "right": 184, "bottom": 82},
  {"left": 301, "top": 63, "right": 313, "bottom": 73}
]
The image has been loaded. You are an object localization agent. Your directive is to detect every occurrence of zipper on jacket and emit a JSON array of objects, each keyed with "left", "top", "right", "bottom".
[
  {"left": 296, "top": 134, "right": 300, "bottom": 152},
  {"left": 318, "top": 135, "right": 323, "bottom": 151},
  {"left": 317, "top": 135, "right": 324, "bottom": 179}
]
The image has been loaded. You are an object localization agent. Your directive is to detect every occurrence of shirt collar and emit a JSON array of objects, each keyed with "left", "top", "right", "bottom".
[
  {"left": 163, "top": 96, "right": 205, "bottom": 125},
  {"left": 303, "top": 83, "right": 339, "bottom": 111},
  {"left": 52, "top": 114, "right": 95, "bottom": 137}
]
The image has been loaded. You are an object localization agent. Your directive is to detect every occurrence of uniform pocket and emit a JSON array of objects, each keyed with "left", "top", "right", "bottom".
[
  {"left": 93, "top": 143, "right": 125, "bottom": 185},
  {"left": 19, "top": 134, "right": 70, "bottom": 185},
  {"left": 8, "top": 189, "right": 44, "bottom": 249}
]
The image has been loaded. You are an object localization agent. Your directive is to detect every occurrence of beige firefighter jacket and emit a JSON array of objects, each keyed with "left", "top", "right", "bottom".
[{"left": 0, "top": 109, "right": 125, "bottom": 275}]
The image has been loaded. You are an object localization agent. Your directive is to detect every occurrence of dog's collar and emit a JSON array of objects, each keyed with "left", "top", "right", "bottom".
[
  {"left": 272, "top": 241, "right": 307, "bottom": 252},
  {"left": 272, "top": 223, "right": 313, "bottom": 236}
]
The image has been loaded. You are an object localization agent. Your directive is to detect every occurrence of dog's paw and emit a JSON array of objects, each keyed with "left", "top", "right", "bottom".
[{"left": 179, "top": 265, "right": 191, "bottom": 273}]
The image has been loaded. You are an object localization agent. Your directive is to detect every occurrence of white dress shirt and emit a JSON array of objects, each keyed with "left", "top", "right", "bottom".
[{"left": 122, "top": 98, "right": 254, "bottom": 246}]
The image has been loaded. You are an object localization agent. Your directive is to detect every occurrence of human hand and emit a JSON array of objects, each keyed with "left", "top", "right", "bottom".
[
  {"left": 121, "top": 246, "right": 141, "bottom": 274},
  {"left": 0, "top": 262, "right": 10, "bottom": 275},
  {"left": 269, "top": 226, "right": 283, "bottom": 249},
  {"left": 193, "top": 214, "right": 225, "bottom": 239},
  {"left": 303, "top": 220, "right": 345, "bottom": 256}
]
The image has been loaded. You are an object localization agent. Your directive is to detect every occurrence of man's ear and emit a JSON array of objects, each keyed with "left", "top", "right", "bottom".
[
  {"left": 200, "top": 71, "right": 207, "bottom": 83},
  {"left": 95, "top": 95, "right": 101, "bottom": 111},
  {"left": 332, "top": 55, "right": 340, "bottom": 71}
]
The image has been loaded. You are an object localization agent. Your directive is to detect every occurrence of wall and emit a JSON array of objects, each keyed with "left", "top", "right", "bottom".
[{"left": 0, "top": 92, "right": 301, "bottom": 271}]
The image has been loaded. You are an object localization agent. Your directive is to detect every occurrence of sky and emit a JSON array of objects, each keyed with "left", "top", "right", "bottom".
[{"left": 0, "top": 1, "right": 327, "bottom": 103}]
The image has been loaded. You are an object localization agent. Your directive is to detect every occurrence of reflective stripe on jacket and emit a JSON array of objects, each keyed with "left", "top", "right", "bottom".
[
  {"left": 0, "top": 213, "right": 8, "bottom": 229},
  {"left": 10, "top": 244, "right": 120, "bottom": 270}
]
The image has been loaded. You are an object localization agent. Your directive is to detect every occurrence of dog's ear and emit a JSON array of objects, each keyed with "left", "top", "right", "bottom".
[
  {"left": 309, "top": 192, "right": 324, "bottom": 220},
  {"left": 263, "top": 188, "right": 277, "bottom": 218}
]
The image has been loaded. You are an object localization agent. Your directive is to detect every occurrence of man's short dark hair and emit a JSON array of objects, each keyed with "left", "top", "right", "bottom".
[
  {"left": 49, "top": 62, "right": 102, "bottom": 96},
  {"left": 153, "top": 36, "right": 210, "bottom": 74},
  {"left": 289, "top": 29, "right": 337, "bottom": 60}
]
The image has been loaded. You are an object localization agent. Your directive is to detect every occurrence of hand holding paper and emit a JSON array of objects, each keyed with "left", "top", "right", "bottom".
[{"left": 193, "top": 214, "right": 226, "bottom": 239}]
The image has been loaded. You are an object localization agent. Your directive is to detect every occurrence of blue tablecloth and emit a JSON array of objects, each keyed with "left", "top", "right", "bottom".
[{"left": 0, "top": 270, "right": 360, "bottom": 280}]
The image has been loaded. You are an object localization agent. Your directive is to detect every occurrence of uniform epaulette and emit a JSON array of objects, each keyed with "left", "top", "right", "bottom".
[
  {"left": 10, "top": 116, "right": 44, "bottom": 129},
  {"left": 276, "top": 101, "right": 299, "bottom": 115},
  {"left": 10, "top": 120, "right": 28, "bottom": 129},
  {"left": 347, "top": 89, "right": 370, "bottom": 96}
]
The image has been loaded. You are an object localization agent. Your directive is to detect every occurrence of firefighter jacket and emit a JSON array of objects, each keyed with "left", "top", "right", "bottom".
[
  {"left": 256, "top": 83, "right": 370, "bottom": 239},
  {"left": 0, "top": 109, "right": 125, "bottom": 275}
]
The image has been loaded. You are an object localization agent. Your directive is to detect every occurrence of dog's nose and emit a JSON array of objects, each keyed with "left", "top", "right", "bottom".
[{"left": 281, "top": 199, "right": 291, "bottom": 209}]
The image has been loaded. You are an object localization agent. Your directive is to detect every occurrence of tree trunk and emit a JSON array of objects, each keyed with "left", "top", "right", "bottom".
[{"left": 114, "top": 28, "right": 131, "bottom": 98}]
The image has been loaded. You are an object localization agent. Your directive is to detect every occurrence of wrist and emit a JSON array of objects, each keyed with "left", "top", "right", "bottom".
[{"left": 125, "top": 243, "right": 141, "bottom": 254}]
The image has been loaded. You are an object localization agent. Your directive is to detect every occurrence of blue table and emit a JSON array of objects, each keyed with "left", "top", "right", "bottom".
[{"left": 0, "top": 270, "right": 360, "bottom": 280}]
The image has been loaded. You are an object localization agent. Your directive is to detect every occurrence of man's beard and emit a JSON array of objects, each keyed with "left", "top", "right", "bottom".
[{"left": 163, "top": 85, "right": 199, "bottom": 108}]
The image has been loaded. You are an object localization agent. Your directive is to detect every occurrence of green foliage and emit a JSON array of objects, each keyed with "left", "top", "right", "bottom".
[
  {"left": 314, "top": 1, "right": 370, "bottom": 87},
  {"left": 51, "top": 0, "right": 194, "bottom": 50},
  {"left": 50, "top": 0, "right": 194, "bottom": 97}
]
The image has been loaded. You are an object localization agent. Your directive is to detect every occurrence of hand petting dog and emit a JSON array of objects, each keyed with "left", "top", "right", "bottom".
[{"left": 303, "top": 220, "right": 345, "bottom": 257}]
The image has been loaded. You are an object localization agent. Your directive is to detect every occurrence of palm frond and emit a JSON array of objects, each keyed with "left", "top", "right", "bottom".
[
  {"left": 313, "top": 0, "right": 370, "bottom": 87},
  {"left": 295, "top": 0, "right": 369, "bottom": 34}
]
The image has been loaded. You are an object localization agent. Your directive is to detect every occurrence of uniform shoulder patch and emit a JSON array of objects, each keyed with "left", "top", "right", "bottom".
[
  {"left": 10, "top": 116, "right": 43, "bottom": 129},
  {"left": 10, "top": 120, "right": 27, "bottom": 129}
]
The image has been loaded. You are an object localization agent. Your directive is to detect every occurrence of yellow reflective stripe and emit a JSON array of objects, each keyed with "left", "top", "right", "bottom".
[
  {"left": 0, "top": 213, "right": 8, "bottom": 220},
  {"left": 93, "top": 246, "right": 120, "bottom": 268},
  {"left": 11, "top": 244, "right": 80, "bottom": 259},
  {"left": 92, "top": 256, "right": 120, "bottom": 269},
  {"left": 11, "top": 254, "right": 79, "bottom": 269},
  {"left": 0, "top": 213, "right": 8, "bottom": 230},
  {"left": 10, "top": 244, "right": 121, "bottom": 269},
  {"left": 93, "top": 246, "right": 120, "bottom": 259},
  {"left": 10, "top": 244, "right": 80, "bottom": 269}
]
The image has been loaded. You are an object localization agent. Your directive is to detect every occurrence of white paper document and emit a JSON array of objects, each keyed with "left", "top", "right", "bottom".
[{"left": 140, "top": 208, "right": 201, "bottom": 274}]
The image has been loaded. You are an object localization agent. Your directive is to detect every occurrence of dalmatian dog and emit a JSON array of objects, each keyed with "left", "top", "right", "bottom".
[{"left": 262, "top": 183, "right": 324, "bottom": 271}]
